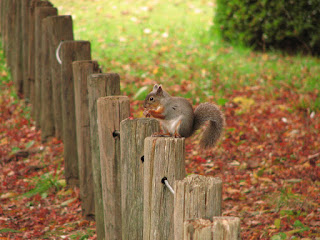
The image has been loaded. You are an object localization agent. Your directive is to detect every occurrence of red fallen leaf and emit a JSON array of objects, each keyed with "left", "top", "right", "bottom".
[
  {"left": 310, "top": 220, "right": 320, "bottom": 227},
  {"left": 193, "top": 156, "right": 206, "bottom": 163},
  {"left": 308, "top": 152, "right": 319, "bottom": 167},
  {"left": 79, "top": 220, "right": 90, "bottom": 227},
  {"left": 2, "top": 73, "right": 320, "bottom": 239},
  {"left": 33, "top": 194, "right": 42, "bottom": 202}
]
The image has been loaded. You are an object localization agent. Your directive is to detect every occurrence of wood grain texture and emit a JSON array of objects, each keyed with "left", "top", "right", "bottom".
[
  {"left": 6, "top": 0, "right": 16, "bottom": 72},
  {"left": 1, "top": 0, "right": 8, "bottom": 50},
  {"left": 14, "top": 0, "right": 23, "bottom": 95},
  {"left": 143, "top": 137, "right": 186, "bottom": 240},
  {"left": 28, "top": 1, "right": 53, "bottom": 117},
  {"left": 0, "top": 0, "right": 8, "bottom": 48},
  {"left": 4, "top": 0, "right": 11, "bottom": 53},
  {"left": 21, "top": 0, "right": 31, "bottom": 100},
  {"left": 60, "top": 40, "right": 91, "bottom": 186},
  {"left": 45, "top": 15, "right": 74, "bottom": 140},
  {"left": 97, "top": 96, "right": 130, "bottom": 240},
  {"left": 34, "top": 6, "right": 57, "bottom": 128},
  {"left": 174, "top": 174, "right": 222, "bottom": 240},
  {"left": 184, "top": 217, "right": 240, "bottom": 240},
  {"left": 87, "top": 73, "right": 120, "bottom": 240},
  {"left": 40, "top": 14, "right": 58, "bottom": 142},
  {"left": 72, "top": 60, "right": 101, "bottom": 220},
  {"left": 120, "top": 118, "right": 160, "bottom": 240}
]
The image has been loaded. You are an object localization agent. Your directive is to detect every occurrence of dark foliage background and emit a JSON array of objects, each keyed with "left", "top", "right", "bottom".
[{"left": 215, "top": 0, "right": 320, "bottom": 55}]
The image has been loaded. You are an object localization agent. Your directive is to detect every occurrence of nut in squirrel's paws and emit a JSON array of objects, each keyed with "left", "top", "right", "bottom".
[{"left": 143, "top": 109, "right": 151, "bottom": 118}]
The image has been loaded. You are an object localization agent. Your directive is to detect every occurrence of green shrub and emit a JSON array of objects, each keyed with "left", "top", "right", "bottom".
[{"left": 215, "top": 0, "right": 320, "bottom": 55}]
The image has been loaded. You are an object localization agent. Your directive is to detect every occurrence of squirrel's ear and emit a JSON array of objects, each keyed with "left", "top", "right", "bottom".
[
  {"left": 153, "top": 84, "right": 159, "bottom": 91},
  {"left": 156, "top": 85, "right": 163, "bottom": 95}
]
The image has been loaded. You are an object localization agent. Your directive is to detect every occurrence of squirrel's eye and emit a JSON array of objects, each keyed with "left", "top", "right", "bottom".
[{"left": 149, "top": 97, "right": 154, "bottom": 101}]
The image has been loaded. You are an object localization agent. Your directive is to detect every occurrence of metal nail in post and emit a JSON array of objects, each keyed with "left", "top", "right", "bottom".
[
  {"left": 161, "top": 177, "right": 175, "bottom": 195},
  {"left": 56, "top": 41, "right": 63, "bottom": 64}
]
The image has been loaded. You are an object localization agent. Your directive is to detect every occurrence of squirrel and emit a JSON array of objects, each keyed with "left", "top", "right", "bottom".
[{"left": 143, "top": 84, "right": 225, "bottom": 149}]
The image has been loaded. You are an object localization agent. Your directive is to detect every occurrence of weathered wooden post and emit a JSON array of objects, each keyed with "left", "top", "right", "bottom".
[
  {"left": 87, "top": 73, "right": 121, "bottom": 240},
  {"left": 13, "top": 0, "right": 23, "bottom": 95},
  {"left": 143, "top": 137, "right": 186, "bottom": 240},
  {"left": 1, "top": 0, "right": 6, "bottom": 48},
  {"left": 184, "top": 217, "right": 240, "bottom": 240},
  {"left": 40, "top": 16, "right": 58, "bottom": 142},
  {"left": 4, "top": 0, "right": 10, "bottom": 48},
  {"left": 21, "top": 0, "right": 31, "bottom": 101},
  {"left": 120, "top": 118, "right": 160, "bottom": 240},
  {"left": 0, "top": 0, "right": 1, "bottom": 30},
  {"left": 72, "top": 60, "right": 101, "bottom": 220},
  {"left": 6, "top": 0, "right": 16, "bottom": 71},
  {"left": 97, "top": 96, "right": 130, "bottom": 240},
  {"left": 0, "top": 0, "right": 8, "bottom": 47},
  {"left": 0, "top": 0, "right": 2, "bottom": 37},
  {"left": 0, "top": 0, "right": 2, "bottom": 36},
  {"left": 34, "top": 6, "right": 57, "bottom": 128},
  {"left": 22, "top": 0, "right": 31, "bottom": 100},
  {"left": 174, "top": 174, "right": 222, "bottom": 240},
  {"left": 45, "top": 15, "right": 74, "bottom": 139},
  {"left": 29, "top": 1, "right": 53, "bottom": 116},
  {"left": 60, "top": 40, "right": 91, "bottom": 186}
]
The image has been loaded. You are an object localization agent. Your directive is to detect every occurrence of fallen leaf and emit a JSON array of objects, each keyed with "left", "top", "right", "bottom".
[{"left": 0, "top": 192, "right": 18, "bottom": 199}]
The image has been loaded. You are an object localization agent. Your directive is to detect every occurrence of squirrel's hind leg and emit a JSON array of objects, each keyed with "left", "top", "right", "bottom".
[
  {"left": 173, "top": 120, "right": 182, "bottom": 138},
  {"left": 152, "top": 131, "right": 171, "bottom": 137},
  {"left": 152, "top": 122, "right": 172, "bottom": 137}
]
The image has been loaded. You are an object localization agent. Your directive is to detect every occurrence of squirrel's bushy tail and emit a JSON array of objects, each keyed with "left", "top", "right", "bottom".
[{"left": 193, "top": 103, "right": 225, "bottom": 149}]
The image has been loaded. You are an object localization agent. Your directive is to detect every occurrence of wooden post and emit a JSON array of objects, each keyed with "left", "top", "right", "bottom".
[
  {"left": 72, "top": 60, "right": 101, "bottom": 220},
  {"left": 97, "top": 96, "right": 130, "bottom": 240},
  {"left": 120, "top": 118, "right": 160, "bottom": 240},
  {"left": 143, "top": 137, "right": 186, "bottom": 240},
  {"left": 0, "top": 0, "right": 5, "bottom": 45},
  {"left": 13, "top": 0, "right": 23, "bottom": 95},
  {"left": 184, "top": 217, "right": 240, "bottom": 240},
  {"left": 174, "top": 174, "right": 222, "bottom": 240},
  {"left": 87, "top": 73, "right": 121, "bottom": 240},
  {"left": 0, "top": 0, "right": 8, "bottom": 47},
  {"left": 0, "top": 0, "right": 2, "bottom": 36},
  {"left": 28, "top": 1, "right": 53, "bottom": 117},
  {"left": 60, "top": 40, "right": 91, "bottom": 186},
  {"left": 45, "top": 15, "right": 74, "bottom": 139},
  {"left": 3, "top": 0, "right": 10, "bottom": 53},
  {"left": 22, "top": 0, "right": 31, "bottom": 100},
  {"left": 34, "top": 6, "right": 57, "bottom": 128},
  {"left": 6, "top": 0, "right": 16, "bottom": 70},
  {"left": 0, "top": 0, "right": 4, "bottom": 41},
  {"left": 40, "top": 16, "right": 58, "bottom": 142}
]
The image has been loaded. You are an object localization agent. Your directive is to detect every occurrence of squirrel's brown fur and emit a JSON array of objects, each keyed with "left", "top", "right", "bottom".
[{"left": 143, "top": 84, "right": 225, "bottom": 149}]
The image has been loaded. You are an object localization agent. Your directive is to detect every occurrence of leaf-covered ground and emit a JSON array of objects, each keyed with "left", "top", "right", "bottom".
[
  {"left": 1, "top": 78, "right": 320, "bottom": 239},
  {"left": 1, "top": 0, "right": 320, "bottom": 238},
  {"left": 0, "top": 82, "right": 96, "bottom": 239},
  {"left": 185, "top": 88, "right": 320, "bottom": 239}
]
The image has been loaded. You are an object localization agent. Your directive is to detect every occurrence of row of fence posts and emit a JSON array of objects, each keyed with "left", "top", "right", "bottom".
[{"left": 0, "top": 0, "right": 241, "bottom": 239}]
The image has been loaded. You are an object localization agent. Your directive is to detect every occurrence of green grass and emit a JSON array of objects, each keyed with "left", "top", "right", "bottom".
[
  {"left": 51, "top": 0, "right": 320, "bottom": 106},
  {"left": 0, "top": 41, "right": 11, "bottom": 84},
  {"left": 23, "top": 172, "right": 65, "bottom": 199}
]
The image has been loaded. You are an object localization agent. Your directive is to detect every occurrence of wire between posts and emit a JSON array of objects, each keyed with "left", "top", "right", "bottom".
[
  {"left": 162, "top": 177, "right": 175, "bottom": 195},
  {"left": 56, "top": 41, "right": 63, "bottom": 64}
]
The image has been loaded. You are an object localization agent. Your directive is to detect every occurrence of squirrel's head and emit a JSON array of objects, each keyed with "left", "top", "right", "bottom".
[{"left": 143, "top": 84, "right": 165, "bottom": 109}]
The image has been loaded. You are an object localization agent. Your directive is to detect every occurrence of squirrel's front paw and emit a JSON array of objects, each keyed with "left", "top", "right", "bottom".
[
  {"left": 143, "top": 109, "right": 151, "bottom": 118},
  {"left": 173, "top": 132, "right": 182, "bottom": 138},
  {"left": 152, "top": 132, "right": 171, "bottom": 137}
]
